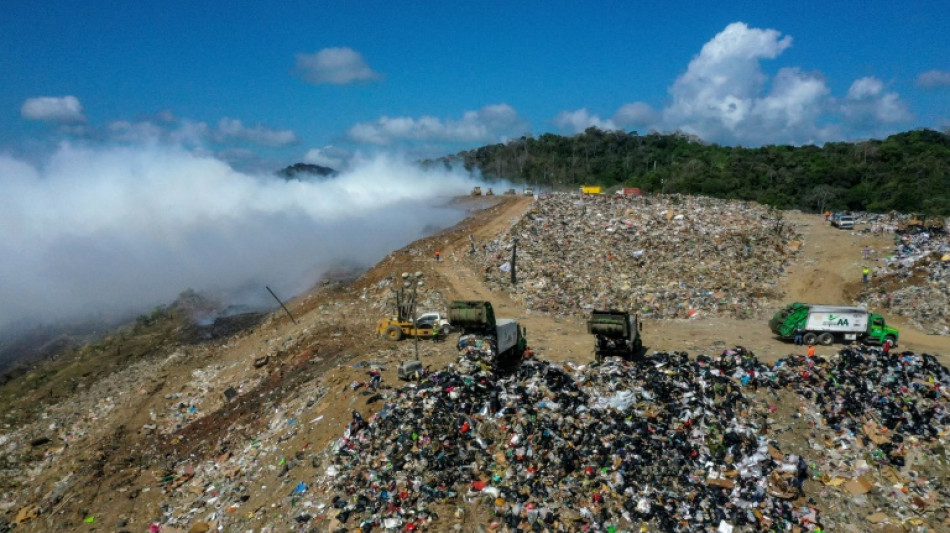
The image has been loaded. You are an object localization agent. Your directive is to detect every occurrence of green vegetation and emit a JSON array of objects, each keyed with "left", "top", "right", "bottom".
[{"left": 431, "top": 128, "right": 950, "bottom": 215}]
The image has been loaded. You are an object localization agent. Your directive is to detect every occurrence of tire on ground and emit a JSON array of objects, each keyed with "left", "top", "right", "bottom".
[
  {"left": 802, "top": 332, "right": 818, "bottom": 346},
  {"left": 818, "top": 332, "right": 834, "bottom": 346}
]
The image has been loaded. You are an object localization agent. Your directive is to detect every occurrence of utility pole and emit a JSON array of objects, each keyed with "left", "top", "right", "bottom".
[
  {"left": 411, "top": 277, "right": 420, "bottom": 361},
  {"left": 510, "top": 238, "right": 518, "bottom": 285}
]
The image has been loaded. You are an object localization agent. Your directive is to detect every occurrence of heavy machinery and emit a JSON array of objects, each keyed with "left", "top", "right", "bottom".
[
  {"left": 523, "top": 187, "right": 534, "bottom": 196},
  {"left": 504, "top": 188, "right": 517, "bottom": 195},
  {"left": 448, "top": 300, "right": 527, "bottom": 366},
  {"left": 376, "top": 286, "right": 443, "bottom": 341},
  {"left": 898, "top": 214, "right": 945, "bottom": 234},
  {"left": 580, "top": 185, "right": 603, "bottom": 194},
  {"left": 769, "top": 302, "right": 899, "bottom": 346},
  {"left": 485, "top": 188, "right": 495, "bottom": 196},
  {"left": 471, "top": 186, "right": 482, "bottom": 196},
  {"left": 587, "top": 310, "right": 643, "bottom": 361}
]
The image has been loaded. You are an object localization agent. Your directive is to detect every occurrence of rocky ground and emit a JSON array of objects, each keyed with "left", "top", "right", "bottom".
[{"left": 1, "top": 194, "right": 950, "bottom": 532}]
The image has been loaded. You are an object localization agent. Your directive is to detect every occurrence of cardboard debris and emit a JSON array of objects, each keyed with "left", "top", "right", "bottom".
[{"left": 844, "top": 475, "right": 874, "bottom": 495}]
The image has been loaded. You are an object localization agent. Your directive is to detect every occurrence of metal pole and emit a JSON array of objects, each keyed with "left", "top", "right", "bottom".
[
  {"left": 265, "top": 286, "right": 297, "bottom": 325},
  {"left": 412, "top": 281, "right": 420, "bottom": 361},
  {"left": 510, "top": 238, "right": 518, "bottom": 285}
]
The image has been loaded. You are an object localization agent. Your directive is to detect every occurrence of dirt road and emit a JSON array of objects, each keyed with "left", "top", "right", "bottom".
[{"left": 433, "top": 199, "right": 950, "bottom": 364}]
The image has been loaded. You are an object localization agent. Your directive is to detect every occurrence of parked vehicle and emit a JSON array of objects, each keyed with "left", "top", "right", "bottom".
[{"left": 831, "top": 213, "right": 854, "bottom": 229}]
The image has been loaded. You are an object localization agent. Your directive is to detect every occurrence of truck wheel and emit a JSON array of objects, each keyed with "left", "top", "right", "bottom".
[
  {"left": 802, "top": 332, "right": 818, "bottom": 346},
  {"left": 884, "top": 335, "right": 896, "bottom": 347},
  {"left": 440, "top": 324, "right": 452, "bottom": 334},
  {"left": 385, "top": 325, "right": 403, "bottom": 341},
  {"left": 818, "top": 332, "right": 834, "bottom": 346}
]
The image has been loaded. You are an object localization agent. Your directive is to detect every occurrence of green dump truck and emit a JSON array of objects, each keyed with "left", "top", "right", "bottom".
[
  {"left": 588, "top": 310, "right": 643, "bottom": 361},
  {"left": 769, "top": 302, "right": 899, "bottom": 346},
  {"left": 448, "top": 300, "right": 528, "bottom": 366}
]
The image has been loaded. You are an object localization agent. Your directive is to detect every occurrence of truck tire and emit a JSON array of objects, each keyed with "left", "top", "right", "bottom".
[
  {"left": 802, "top": 332, "right": 818, "bottom": 346},
  {"left": 385, "top": 325, "right": 403, "bottom": 341},
  {"left": 884, "top": 335, "right": 896, "bottom": 347},
  {"left": 818, "top": 332, "right": 834, "bottom": 346}
]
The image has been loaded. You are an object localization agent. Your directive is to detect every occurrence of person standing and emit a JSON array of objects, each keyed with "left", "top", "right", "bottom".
[
  {"left": 435, "top": 250, "right": 441, "bottom": 262},
  {"left": 883, "top": 338, "right": 892, "bottom": 356},
  {"left": 807, "top": 344, "right": 816, "bottom": 358},
  {"left": 794, "top": 327, "right": 804, "bottom": 346},
  {"left": 862, "top": 266, "right": 870, "bottom": 284}
]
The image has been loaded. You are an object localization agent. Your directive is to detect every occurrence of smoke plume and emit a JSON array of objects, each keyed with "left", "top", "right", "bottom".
[{"left": 0, "top": 143, "right": 480, "bottom": 331}]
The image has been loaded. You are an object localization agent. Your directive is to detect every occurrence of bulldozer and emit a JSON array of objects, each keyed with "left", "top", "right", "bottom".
[
  {"left": 376, "top": 285, "right": 443, "bottom": 341},
  {"left": 471, "top": 186, "right": 482, "bottom": 196}
]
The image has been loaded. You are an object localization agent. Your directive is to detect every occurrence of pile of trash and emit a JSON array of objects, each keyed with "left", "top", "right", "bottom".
[
  {"left": 469, "top": 193, "right": 801, "bottom": 320},
  {"left": 862, "top": 231, "right": 950, "bottom": 335},
  {"left": 315, "top": 344, "right": 950, "bottom": 532}
]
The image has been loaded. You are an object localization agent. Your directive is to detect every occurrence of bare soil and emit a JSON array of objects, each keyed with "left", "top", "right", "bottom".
[{"left": 4, "top": 195, "right": 950, "bottom": 532}]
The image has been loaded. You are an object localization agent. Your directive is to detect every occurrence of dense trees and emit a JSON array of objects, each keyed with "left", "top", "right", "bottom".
[{"left": 430, "top": 128, "right": 950, "bottom": 215}]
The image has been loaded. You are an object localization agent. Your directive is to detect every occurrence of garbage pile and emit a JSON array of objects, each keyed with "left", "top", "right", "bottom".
[
  {"left": 861, "top": 231, "right": 950, "bottom": 335},
  {"left": 317, "top": 342, "right": 950, "bottom": 532},
  {"left": 469, "top": 193, "right": 801, "bottom": 320}
]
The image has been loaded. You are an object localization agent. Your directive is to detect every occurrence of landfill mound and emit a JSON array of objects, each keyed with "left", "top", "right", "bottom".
[
  {"left": 469, "top": 193, "right": 801, "bottom": 320},
  {"left": 860, "top": 230, "right": 950, "bottom": 335},
  {"left": 315, "top": 345, "right": 950, "bottom": 532}
]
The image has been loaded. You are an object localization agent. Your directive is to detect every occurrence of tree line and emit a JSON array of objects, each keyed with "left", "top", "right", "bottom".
[{"left": 425, "top": 128, "right": 950, "bottom": 215}]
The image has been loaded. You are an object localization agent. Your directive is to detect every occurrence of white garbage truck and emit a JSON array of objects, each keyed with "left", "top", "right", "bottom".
[{"left": 769, "top": 303, "right": 899, "bottom": 346}]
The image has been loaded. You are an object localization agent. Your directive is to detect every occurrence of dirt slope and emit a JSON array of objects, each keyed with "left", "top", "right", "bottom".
[{"left": 5, "top": 195, "right": 950, "bottom": 532}]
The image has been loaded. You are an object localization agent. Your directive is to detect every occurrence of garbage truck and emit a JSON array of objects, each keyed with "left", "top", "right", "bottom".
[
  {"left": 448, "top": 300, "right": 527, "bottom": 366},
  {"left": 588, "top": 310, "right": 643, "bottom": 361},
  {"left": 769, "top": 303, "right": 899, "bottom": 346}
]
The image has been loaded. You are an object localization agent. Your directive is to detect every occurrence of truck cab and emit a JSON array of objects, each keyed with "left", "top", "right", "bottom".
[{"left": 867, "top": 314, "right": 899, "bottom": 345}]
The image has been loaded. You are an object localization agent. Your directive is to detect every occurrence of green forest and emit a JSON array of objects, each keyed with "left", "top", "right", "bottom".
[{"left": 428, "top": 128, "right": 950, "bottom": 215}]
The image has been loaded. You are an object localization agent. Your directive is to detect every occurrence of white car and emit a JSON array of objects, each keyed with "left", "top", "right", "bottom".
[{"left": 415, "top": 312, "right": 452, "bottom": 333}]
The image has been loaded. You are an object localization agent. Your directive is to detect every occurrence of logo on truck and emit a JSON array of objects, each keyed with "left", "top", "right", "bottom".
[{"left": 828, "top": 314, "right": 849, "bottom": 326}]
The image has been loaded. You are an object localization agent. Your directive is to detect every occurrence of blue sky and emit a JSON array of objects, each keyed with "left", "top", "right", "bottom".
[
  {"left": 1, "top": 1, "right": 950, "bottom": 329},
  {"left": 2, "top": 1, "right": 949, "bottom": 171}
]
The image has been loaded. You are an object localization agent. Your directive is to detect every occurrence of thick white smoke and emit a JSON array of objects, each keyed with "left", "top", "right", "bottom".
[{"left": 0, "top": 143, "right": 481, "bottom": 330}]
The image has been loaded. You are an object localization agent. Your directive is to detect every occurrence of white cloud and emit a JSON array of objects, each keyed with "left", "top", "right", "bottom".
[
  {"left": 916, "top": 69, "right": 950, "bottom": 89},
  {"left": 553, "top": 109, "right": 617, "bottom": 133},
  {"left": 841, "top": 76, "right": 911, "bottom": 124},
  {"left": 554, "top": 103, "right": 659, "bottom": 135},
  {"left": 294, "top": 47, "right": 382, "bottom": 85},
  {"left": 21, "top": 96, "right": 86, "bottom": 123},
  {"left": 662, "top": 22, "right": 799, "bottom": 143},
  {"left": 0, "top": 144, "right": 484, "bottom": 329},
  {"left": 347, "top": 104, "right": 527, "bottom": 145},
  {"left": 613, "top": 102, "right": 659, "bottom": 128},
  {"left": 102, "top": 116, "right": 296, "bottom": 149},
  {"left": 216, "top": 118, "right": 298, "bottom": 147},
  {"left": 304, "top": 145, "right": 351, "bottom": 170}
]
